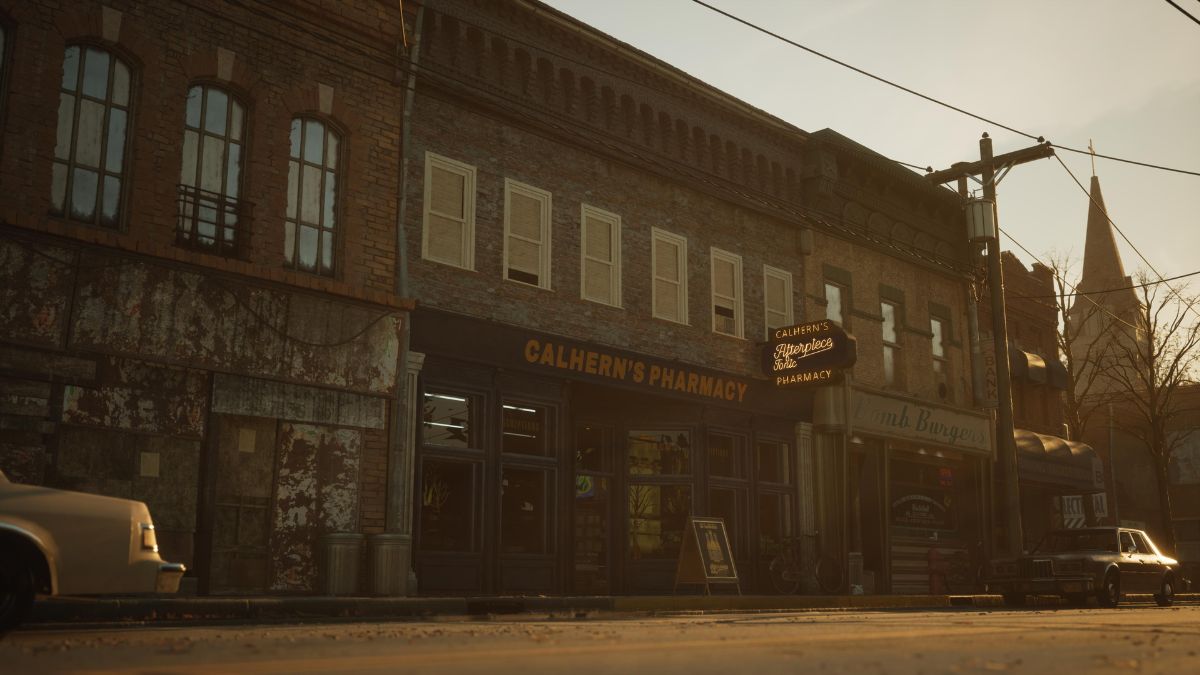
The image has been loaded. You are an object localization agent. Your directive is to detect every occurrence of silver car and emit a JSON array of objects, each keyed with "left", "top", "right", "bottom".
[
  {"left": 0, "top": 469, "right": 186, "bottom": 630},
  {"left": 987, "top": 526, "right": 1179, "bottom": 607}
]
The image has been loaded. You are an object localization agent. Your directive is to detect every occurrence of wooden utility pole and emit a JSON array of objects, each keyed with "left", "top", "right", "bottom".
[{"left": 928, "top": 134, "right": 1054, "bottom": 558}]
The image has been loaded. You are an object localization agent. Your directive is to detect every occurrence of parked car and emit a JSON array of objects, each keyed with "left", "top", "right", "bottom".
[
  {"left": 0, "top": 469, "right": 186, "bottom": 630},
  {"left": 987, "top": 526, "right": 1178, "bottom": 607}
]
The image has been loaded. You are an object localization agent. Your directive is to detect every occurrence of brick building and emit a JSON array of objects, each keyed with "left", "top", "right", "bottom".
[
  {"left": 0, "top": 0, "right": 413, "bottom": 595},
  {"left": 399, "top": 0, "right": 991, "bottom": 595}
]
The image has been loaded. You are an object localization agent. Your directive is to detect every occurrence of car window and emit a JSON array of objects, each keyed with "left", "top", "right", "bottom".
[
  {"left": 1131, "top": 532, "right": 1154, "bottom": 555},
  {"left": 1120, "top": 531, "right": 1136, "bottom": 553},
  {"left": 1037, "top": 531, "right": 1117, "bottom": 553}
]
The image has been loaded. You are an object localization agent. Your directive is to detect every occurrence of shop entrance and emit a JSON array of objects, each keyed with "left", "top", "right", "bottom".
[{"left": 572, "top": 423, "right": 614, "bottom": 593}]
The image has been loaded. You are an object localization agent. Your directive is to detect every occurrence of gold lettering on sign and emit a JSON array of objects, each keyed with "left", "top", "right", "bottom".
[{"left": 520, "top": 338, "right": 749, "bottom": 403}]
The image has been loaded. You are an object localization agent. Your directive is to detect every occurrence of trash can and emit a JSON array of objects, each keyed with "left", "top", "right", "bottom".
[
  {"left": 321, "top": 532, "right": 364, "bottom": 596},
  {"left": 367, "top": 533, "right": 412, "bottom": 596}
]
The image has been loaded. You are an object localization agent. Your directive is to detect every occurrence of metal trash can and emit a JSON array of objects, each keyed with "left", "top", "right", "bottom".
[
  {"left": 321, "top": 532, "right": 364, "bottom": 596},
  {"left": 367, "top": 533, "right": 412, "bottom": 596}
]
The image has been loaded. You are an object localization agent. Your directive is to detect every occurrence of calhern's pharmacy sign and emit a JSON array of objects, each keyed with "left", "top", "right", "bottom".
[
  {"left": 761, "top": 319, "right": 857, "bottom": 387},
  {"left": 851, "top": 390, "right": 992, "bottom": 453}
]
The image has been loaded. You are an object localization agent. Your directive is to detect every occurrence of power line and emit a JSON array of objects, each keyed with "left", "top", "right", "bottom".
[
  {"left": 686, "top": 0, "right": 1200, "bottom": 178},
  {"left": 1164, "top": 0, "right": 1200, "bottom": 27},
  {"left": 1053, "top": 154, "right": 1200, "bottom": 322},
  {"left": 1013, "top": 268, "right": 1200, "bottom": 300}
]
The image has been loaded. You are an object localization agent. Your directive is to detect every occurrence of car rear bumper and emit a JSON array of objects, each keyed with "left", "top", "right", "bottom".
[
  {"left": 987, "top": 576, "right": 1094, "bottom": 595},
  {"left": 156, "top": 562, "right": 186, "bottom": 594}
]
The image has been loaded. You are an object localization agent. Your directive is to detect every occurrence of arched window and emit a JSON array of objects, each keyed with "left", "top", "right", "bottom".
[
  {"left": 285, "top": 117, "right": 340, "bottom": 275},
  {"left": 52, "top": 45, "right": 132, "bottom": 228},
  {"left": 178, "top": 84, "right": 246, "bottom": 255}
]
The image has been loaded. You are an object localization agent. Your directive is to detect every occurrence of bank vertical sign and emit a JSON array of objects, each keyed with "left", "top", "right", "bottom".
[{"left": 761, "top": 319, "right": 857, "bottom": 387}]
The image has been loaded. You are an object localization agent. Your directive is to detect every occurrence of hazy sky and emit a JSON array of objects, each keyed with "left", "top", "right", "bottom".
[{"left": 540, "top": 0, "right": 1200, "bottom": 282}]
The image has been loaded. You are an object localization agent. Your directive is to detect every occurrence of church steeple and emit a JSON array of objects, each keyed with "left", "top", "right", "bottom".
[{"left": 1072, "top": 172, "right": 1139, "bottom": 314}]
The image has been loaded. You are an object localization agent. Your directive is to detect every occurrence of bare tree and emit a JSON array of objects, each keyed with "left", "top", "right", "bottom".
[
  {"left": 1048, "top": 253, "right": 1119, "bottom": 440},
  {"left": 1101, "top": 272, "right": 1200, "bottom": 554}
]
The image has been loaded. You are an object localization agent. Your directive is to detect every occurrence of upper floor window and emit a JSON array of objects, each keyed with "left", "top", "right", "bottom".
[
  {"left": 710, "top": 248, "right": 743, "bottom": 338},
  {"left": 931, "top": 317, "right": 947, "bottom": 374},
  {"left": 422, "top": 151, "right": 475, "bottom": 269},
  {"left": 286, "top": 118, "right": 340, "bottom": 276},
  {"left": 53, "top": 45, "right": 132, "bottom": 228},
  {"left": 503, "top": 179, "right": 552, "bottom": 289},
  {"left": 763, "top": 265, "right": 794, "bottom": 339},
  {"left": 651, "top": 228, "right": 688, "bottom": 324},
  {"left": 580, "top": 204, "right": 621, "bottom": 307},
  {"left": 177, "top": 84, "right": 246, "bottom": 255},
  {"left": 881, "top": 300, "right": 900, "bottom": 386},
  {"left": 824, "top": 282, "right": 844, "bottom": 325}
]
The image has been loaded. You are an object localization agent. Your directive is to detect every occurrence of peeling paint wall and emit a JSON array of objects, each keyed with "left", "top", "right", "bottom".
[
  {"left": 211, "top": 374, "right": 387, "bottom": 430},
  {"left": 70, "top": 257, "right": 401, "bottom": 395},
  {"left": 269, "top": 423, "right": 362, "bottom": 592},
  {"left": 0, "top": 239, "right": 74, "bottom": 348}
]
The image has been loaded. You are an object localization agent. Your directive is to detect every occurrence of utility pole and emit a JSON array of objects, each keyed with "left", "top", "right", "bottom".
[{"left": 927, "top": 134, "right": 1054, "bottom": 557}]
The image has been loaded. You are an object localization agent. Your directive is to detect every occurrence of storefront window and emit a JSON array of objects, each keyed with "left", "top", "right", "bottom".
[
  {"left": 758, "top": 492, "right": 793, "bottom": 555},
  {"left": 709, "top": 486, "right": 744, "bottom": 555},
  {"left": 756, "top": 440, "right": 790, "bottom": 484},
  {"left": 627, "top": 484, "right": 691, "bottom": 559},
  {"left": 576, "top": 424, "right": 610, "bottom": 472},
  {"left": 422, "top": 391, "right": 472, "bottom": 448},
  {"left": 628, "top": 430, "right": 691, "bottom": 475},
  {"left": 708, "top": 433, "right": 745, "bottom": 478},
  {"left": 500, "top": 466, "right": 548, "bottom": 553},
  {"left": 418, "top": 459, "right": 477, "bottom": 552},
  {"left": 889, "top": 458, "right": 957, "bottom": 532},
  {"left": 501, "top": 402, "right": 548, "bottom": 456}
]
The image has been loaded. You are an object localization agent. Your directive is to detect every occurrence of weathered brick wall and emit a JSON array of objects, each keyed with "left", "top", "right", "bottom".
[
  {"left": 0, "top": 0, "right": 403, "bottom": 295},
  {"left": 359, "top": 425, "right": 389, "bottom": 534}
]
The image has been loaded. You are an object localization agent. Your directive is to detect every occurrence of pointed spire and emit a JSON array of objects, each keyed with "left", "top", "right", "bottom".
[{"left": 1074, "top": 174, "right": 1140, "bottom": 312}]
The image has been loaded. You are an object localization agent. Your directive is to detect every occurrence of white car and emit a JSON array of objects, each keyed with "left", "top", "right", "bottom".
[{"left": 0, "top": 469, "right": 185, "bottom": 630}]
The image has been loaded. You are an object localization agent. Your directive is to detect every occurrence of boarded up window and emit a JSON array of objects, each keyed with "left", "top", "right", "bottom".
[
  {"left": 581, "top": 205, "right": 620, "bottom": 306},
  {"left": 504, "top": 179, "right": 551, "bottom": 288},
  {"left": 423, "top": 152, "right": 475, "bottom": 269},
  {"left": 652, "top": 229, "right": 687, "bottom": 323}
]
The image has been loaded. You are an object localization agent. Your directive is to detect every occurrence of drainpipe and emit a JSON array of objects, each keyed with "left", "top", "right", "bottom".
[{"left": 375, "top": 0, "right": 426, "bottom": 597}]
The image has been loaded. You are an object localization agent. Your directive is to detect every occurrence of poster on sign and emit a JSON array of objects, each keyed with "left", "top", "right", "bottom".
[{"left": 1062, "top": 495, "right": 1085, "bottom": 528}]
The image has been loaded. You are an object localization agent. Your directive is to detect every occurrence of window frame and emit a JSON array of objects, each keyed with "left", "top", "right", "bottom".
[
  {"left": 177, "top": 82, "right": 248, "bottom": 256},
  {"left": 710, "top": 247, "right": 744, "bottom": 338},
  {"left": 881, "top": 299, "right": 901, "bottom": 387},
  {"left": 579, "top": 203, "right": 622, "bottom": 307},
  {"left": 763, "top": 264, "right": 794, "bottom": 339},
  {"left": 502, "top": 178, "right": 553, "bottom": 290},
  {"left": 285, "top": 116, "right": 343, "bottom": 277},
  {"left": 52, "top": 43, "right": 136, "bottom": 230},
  {"left": 824, "top": 281, "right": 845, "bottom": 326},
  {"left": 421, "top": 151, "right": 477, "bottom": 270},
  {"left": 0, "top": 20, "right": 12, "bottom": 153},
  {"left": 650, "top": 227, "right": 689, "bottom": 325}
]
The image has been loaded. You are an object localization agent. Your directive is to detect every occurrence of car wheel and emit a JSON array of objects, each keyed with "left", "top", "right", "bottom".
[
  {"left": 0, "top": 551, "right": 35, "bottom": 633},
  {"left": 1155, "top": 577, "right": 1174, "bottom": 607},
  {"left": 1002, "top": 593, "right": 1026, "bottom": 607},
  {"left": 1097, "top": 571, "right": 1120, "bottom": 608}
]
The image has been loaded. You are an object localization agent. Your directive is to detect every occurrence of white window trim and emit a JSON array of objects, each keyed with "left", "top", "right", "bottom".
[
  {"left": 502, "top": 178, "right": 553, "bottom": 290},
  {"left": 580, "top": 203, "right": 622, "bottom": 307},
  {"left": 710, "top": 247, "right": 744, "bottom": 338},
  {"left": 762, "top": 264, "right": 794, "bottom": 340},
  {"left": 421, "top": 151, "right": 476, "bottom": 270},
  {"left": 651, "top": 227, "right": 689, "bottom": 325}
]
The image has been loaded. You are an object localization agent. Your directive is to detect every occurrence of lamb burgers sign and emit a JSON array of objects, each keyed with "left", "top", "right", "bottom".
[{"left": 762, "top": 319, "right": 857, "bottom": 387}]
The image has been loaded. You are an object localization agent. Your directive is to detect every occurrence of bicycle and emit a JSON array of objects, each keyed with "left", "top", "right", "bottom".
[{"left": 768, "top": 533, "right": 844, "bottom": 595}]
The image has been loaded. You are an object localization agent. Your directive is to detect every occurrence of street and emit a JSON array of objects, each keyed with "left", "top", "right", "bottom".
[{"left": 3, "top": 604, "right": 1198, "bottom": 674}]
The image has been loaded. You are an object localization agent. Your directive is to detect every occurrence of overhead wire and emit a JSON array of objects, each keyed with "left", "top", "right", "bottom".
[
  {"left": 1164, "top": 0, "right": 1200, "bottom": 27},
  {"left": 1053, "top": 155, "right": 1200, "bottom": 322},
  {"left": 686, "top": 0, "right": 1200, "bottom": 178},
  {"left": 1012, "top": 268, "right": 1200, "bottom": 300}
]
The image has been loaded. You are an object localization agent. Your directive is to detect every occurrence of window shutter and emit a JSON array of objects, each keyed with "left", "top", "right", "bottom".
[{"left": 431, "top": 166, "right": 465, "bottom": 219}]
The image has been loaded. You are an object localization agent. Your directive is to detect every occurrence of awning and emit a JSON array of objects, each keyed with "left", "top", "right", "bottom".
[
  {"left": 1008, "top": 346, "right": 1050, "bottom": 385},
  {"left": 1014, "top": 428, "right": 1104, "bottom": 490}
]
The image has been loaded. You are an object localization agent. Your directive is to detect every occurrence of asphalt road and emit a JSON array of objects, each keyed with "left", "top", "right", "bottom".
[{"left": 3, "top": 604, "right": 1199, "bottom": 674}]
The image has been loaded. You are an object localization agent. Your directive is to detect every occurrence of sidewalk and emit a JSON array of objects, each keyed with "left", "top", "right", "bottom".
[{"left": 29, "top": 592, "right": 1200, "bottom": 625}]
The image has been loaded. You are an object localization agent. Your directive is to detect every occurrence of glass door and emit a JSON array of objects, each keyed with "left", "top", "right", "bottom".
[{"left": 572, "top": 424, "right": 613, "bottom": 593}]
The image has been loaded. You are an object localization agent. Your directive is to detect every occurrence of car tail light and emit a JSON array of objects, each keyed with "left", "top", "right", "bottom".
[{"left": 140, "top": 523, "right": 159, "bottom": 553}]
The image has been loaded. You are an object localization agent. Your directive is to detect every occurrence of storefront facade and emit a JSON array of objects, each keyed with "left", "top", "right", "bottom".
[
  {"left": 409, "top": 309, "right": 812, "bottom": 595},
  {"left": 814, "top": 384, "right": 993, "bottom": 594}
]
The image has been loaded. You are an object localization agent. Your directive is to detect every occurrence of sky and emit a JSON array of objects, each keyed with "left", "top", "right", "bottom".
[{"left": 539, "top": 0, "right": 1200, "bottom": 283}]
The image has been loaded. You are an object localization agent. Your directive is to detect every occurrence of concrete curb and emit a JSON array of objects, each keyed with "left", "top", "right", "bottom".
[{"left": 29, "top": 592, "right": 1200, "bottom": 625}]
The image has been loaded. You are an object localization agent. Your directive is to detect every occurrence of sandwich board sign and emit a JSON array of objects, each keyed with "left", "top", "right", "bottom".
[{"left": 673, "top": 516, "right": 740, "bottom": 594}]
